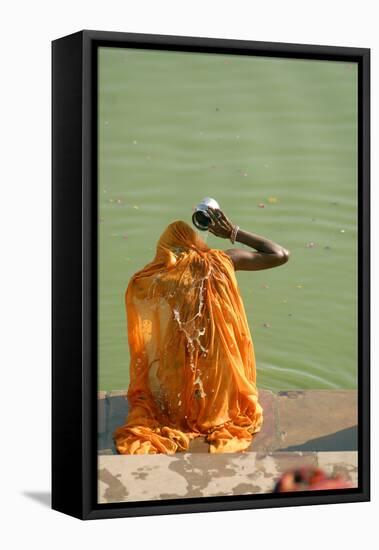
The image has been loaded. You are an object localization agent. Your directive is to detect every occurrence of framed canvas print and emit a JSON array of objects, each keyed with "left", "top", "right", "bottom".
[{"left": 52, "top": 30, "right": 370, "bottom": 520}]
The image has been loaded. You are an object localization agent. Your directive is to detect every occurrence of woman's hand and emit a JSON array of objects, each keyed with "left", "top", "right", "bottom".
[{"left": 207, "top": 207, "right": 234, "bottom": 239}]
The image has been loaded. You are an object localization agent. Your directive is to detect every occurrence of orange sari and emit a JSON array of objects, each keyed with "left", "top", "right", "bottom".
[{"left": 114, "top": 220, "right": 263, "bottom": 454}]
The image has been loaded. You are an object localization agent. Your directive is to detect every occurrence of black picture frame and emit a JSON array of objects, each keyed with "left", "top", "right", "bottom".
[{"left": 52, "top": 30, "right": 370, "bottom": 520}]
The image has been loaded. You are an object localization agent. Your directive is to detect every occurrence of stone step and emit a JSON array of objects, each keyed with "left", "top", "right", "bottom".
[
  {"left": 98, "top": 450, "right": 358, "bottom": 504},
  {"left": 98, "top": 389, "right": 357, "bottom": 455}
]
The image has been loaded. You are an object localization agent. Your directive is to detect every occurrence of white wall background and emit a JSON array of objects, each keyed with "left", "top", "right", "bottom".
[{"left": 1, "top": 1, "right": 376, "bottom": 548}]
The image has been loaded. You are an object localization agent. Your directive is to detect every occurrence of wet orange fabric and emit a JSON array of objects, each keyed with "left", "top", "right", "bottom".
[{"left": 114, "top": 220, "right": 263, "bottom": 454}]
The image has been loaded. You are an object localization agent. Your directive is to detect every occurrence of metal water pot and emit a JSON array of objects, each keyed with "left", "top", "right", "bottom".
[{"left": 192, "top": 197, "right": 221, "bottom": 231}]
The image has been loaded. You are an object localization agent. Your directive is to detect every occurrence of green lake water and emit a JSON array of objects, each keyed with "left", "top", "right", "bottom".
[{"left": 98, "top": 47, "right": 358, "bottom": 392}]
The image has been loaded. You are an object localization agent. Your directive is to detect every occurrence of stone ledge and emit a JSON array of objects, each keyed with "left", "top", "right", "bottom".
[
  {"left": 98, "top": 389, "right": 358, "bottom": 455},
  {"left": 98, "top": 450, "right": 358, "bottom": 504}
]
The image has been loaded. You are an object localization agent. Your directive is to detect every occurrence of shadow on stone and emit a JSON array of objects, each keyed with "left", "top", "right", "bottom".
[
  {"left": 279, "top": 426, "right": 357, "bottom": 452},
  {"left": 22, "top": 491, "right": 51, "bottom": 507},
  {"left": 98, "top": 394, "right": 129, "bottom": 454}
]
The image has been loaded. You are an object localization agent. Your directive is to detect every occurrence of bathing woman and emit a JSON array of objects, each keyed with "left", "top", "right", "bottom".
[{"left": 114, "top": 208, "right": 289, "bottom": 454}]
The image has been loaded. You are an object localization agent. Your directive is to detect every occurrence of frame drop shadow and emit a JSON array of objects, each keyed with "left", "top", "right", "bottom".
[{"left": 23, "top": 491, "right": 51, "bottom": 508}]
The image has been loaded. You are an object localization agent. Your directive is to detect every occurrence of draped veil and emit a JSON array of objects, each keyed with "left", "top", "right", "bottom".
[{"left": 114, "top": 220, "right": 263, "bottom": 454}]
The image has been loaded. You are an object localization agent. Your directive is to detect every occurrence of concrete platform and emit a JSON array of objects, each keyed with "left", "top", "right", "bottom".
[
  {"left": 98, "top": 389, "right": 358, "bottom": 455},
  {"left": 98, "top": 451, "right": 358, "bottom": 503},
  {"left": 97, "top": 389, "right": 358, "bottom": 503}
]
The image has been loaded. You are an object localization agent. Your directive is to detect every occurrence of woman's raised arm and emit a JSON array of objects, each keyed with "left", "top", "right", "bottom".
[{"left": 207, "top": 206, "right": 290, "bottom": 271}]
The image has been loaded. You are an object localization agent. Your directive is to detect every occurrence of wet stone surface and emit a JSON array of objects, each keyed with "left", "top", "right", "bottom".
[
  {"left": 98, "top": 389, "right": 357, "bottom": 455},
  {"left": 97, "top": 389, "right": 358, "bottom": 504},
  {"left": 98, "top": 451, "right": 358, "bottom": 504},
  {"left": 276, "top": 390, "right": 357, "bottom": 451}
]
